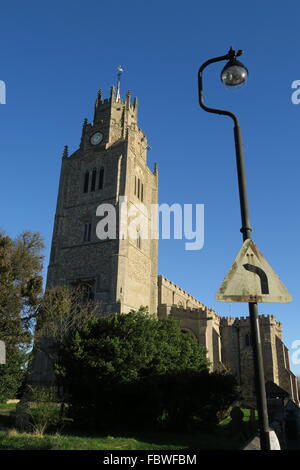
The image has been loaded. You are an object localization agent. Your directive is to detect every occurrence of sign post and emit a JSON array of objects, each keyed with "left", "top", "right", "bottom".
[
  {"left": 198, "top": 48, "right": 292, "bottom": 450},
  {"left": 216, "top": 240, "right": 292, "bottom": 450},
  {"left": 0, "top": 340, "right": 6, "bottom": 365}
]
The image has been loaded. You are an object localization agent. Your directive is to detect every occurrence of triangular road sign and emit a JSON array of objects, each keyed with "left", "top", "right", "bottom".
[{"left": 216, "top": 239, "right": 292, "bottom": 303}]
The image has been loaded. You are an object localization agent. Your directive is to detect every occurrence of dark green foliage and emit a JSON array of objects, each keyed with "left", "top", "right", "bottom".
[
  {"left": 0, "top": 348, "right": 26, "bottom": 403},
  {"left": 57, "top": 310, "right": 239, "bottom": 432},
  {"left": 58, "top": 309, "right": 208, "bottom": 384},
  {"left": 158, "top": 370, "right": 240, "bottom": 431},
  {"left": 33, "top": 285, "right": 99, "bottom": 390},
  {"left": 24, "top": 385, "right": 63, "bottom": 436},
  {"left": 0, "top": 231, "right": 44, "bottom": 402}
]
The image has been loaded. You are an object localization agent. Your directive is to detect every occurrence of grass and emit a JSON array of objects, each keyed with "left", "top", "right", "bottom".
[
  {"left": 0, "top": 431, "right": 179, "bottom": 450},
  {"left": 219, "top": 408, "right": 258, "bottom": 426},
  {"left": 0, "top": 403, "right": 17, "bottom": 409},
  {"left": 0, "top": 403, "right": 253, "bottom": 450},
  {"left": 0, "top": 428, "right": 244, "bottom": 450}
]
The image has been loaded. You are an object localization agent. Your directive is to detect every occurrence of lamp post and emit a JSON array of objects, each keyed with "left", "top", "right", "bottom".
[{"left": 198, "top": 47, "right": 271, "bottom": 450}]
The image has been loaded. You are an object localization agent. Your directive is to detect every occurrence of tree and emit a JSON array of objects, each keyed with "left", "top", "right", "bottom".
[
  {"left": 33, "top": 285, "right": 100, "bottom": 383},
  {"left": 60, "top": 308, "right": 209, "bottom": 382},
  {"left": 0, "top": 231, "right": 44, "bottom": 402},
  {"left": 57, "top": 309, "right": 214, "bottom": 430}
]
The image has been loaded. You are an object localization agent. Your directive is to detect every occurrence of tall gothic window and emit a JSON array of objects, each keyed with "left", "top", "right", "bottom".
[
  {"left": 137, "top": 178, "right": 140, "bottom": 199},
  {"left": 83, "top": 223, "right": 92, "bottom": 242},
  {"left": 99, "top": 167, "right": 104, "bottom": 190},
  {"left": 91, "top": 168, "right": 97, "bottom": 192},
  {"left": 83, "top": 171, "right": 89, "bottom": 193},
  {"left": 245, "top": 333, "right": 252, "bottom": 346},
  {"left": 137, "top": 229, "right": 141, "bottom": 249},
  {"left": 135, "top": 177, "right": 144, "bottom": 201}
]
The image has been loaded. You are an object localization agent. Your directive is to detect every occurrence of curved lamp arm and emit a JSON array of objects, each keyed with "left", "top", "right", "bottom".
[
  {"left": 198, "top": 48, "right": 242, "bottom": 127},
  {"left": 198, "top": 47, "right": 252, "bottom": 240}
]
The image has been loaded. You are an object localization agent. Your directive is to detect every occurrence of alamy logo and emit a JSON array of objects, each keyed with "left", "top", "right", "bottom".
[
  {"left": 291, "top": 81, "right": 300, "bottom": 104},
  {"left": 291, "top": 340, "right": 300, "bottom": 365},
  {"left": 95, "top": 197, "right": 205, "bottom": 251},
  {"left": 0, "top": 81, "right": 6, "bottom": 104}
]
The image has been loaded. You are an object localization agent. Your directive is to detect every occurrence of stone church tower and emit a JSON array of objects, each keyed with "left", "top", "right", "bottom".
[{"left": 47, "top": 86, "right": 158, "bottom": 314}]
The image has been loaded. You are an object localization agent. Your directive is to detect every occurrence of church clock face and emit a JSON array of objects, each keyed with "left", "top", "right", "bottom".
[{"left": 90, "top": 132, "right": 103, "bottom": 146}]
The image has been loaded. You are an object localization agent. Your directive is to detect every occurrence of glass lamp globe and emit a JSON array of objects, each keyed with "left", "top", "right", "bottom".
[{"left": 221, "top": 59, "right": 248, "bottom": 87}]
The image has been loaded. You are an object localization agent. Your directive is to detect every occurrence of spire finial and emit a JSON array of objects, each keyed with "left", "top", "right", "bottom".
[
  {"left": 116, "top": 65, "right": 124, "bottom": 102},
  {"left": 62, "top": 145, "right": 68, "bottom": 158},
  {"left": 95, "top": 89, "right": 102, "bottom": 108},
  {"left": 80, "top": 118, "right": 88, "bottom": 148}
]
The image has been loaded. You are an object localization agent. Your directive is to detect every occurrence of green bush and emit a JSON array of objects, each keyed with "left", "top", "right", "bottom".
[
  {"left": 55, "top": 310, "right": 239, "bottom": 432},
  {"left": 0, "top": 348, "right": 26, "bottom": 403},
  {"left": 24, "top": 386, "right": 63, "bottom": 436}
]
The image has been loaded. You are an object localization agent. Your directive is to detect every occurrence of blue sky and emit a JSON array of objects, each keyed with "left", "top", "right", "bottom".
[{"left": 0, "top": 0, "right": 300, "bottom": 374}]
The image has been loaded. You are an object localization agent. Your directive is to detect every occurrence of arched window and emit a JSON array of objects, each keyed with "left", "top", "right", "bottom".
[
  {"left": 181, "top": 328, "right": 197, "bottom": 341},
  {"left": 245, "top": 333, "right": 252, "bottom": 347},
  {"left": 83, "top": 171, "right": 89, "bottom": 193},
  {"left": 99, "top": 167, "right": 104, "bottom": 190},
  {"left": 141, "top": 183, "right": 144, "bottom": 202},
  {"left": 81, "top": 283, "right": 94, "bottom": 301},
  {"left": 91, "top": 168, "right": 97, "bottom": 192},
  {"left": 72, "top": 281, "right": 94, "bottom": 302}
]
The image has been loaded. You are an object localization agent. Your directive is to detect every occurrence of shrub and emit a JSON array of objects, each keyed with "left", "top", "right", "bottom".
[
  {"left": 22, "top": 385, "right": 63, "bottom": 436},
  {"left": 55, "top": 310, "right": 238, "bottom": 432}
]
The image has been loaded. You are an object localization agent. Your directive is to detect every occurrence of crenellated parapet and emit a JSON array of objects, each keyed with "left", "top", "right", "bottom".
[
  {"left": 157, "top": 275, "right": 218, "bottom": 313},
  {"left": 93, "top": 86, "right": 139, "bottom": 132},
  {"left": 62, "top": 87, "right": 147, "bottom": 160},
  {"left": 221, "top": 314, "right": 282, "bottom": 329}
]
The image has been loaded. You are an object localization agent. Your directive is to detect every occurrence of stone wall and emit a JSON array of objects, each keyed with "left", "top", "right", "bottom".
[
  {"left": 158, "top": 275, "right": 210, "bottom": 310},
  {"left": 157, "top": 276, "right": 299, "bottom": 405},
  {"left": 220, "top": 315, "right": 299, "bottom": 404},
  {"left": 157, "top": 276, "right": 223, "bottom": 370}
]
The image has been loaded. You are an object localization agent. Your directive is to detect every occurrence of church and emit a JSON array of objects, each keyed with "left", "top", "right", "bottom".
[{"left": 37, "top": 80, "right": 298, "bottom": 405}]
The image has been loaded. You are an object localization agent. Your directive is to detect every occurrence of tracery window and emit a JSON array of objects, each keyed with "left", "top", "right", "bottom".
[
  {"left": 83, "top": 171, "right": 89, "bottom": 193},
  {"left": 99, "top": 167, "right": 104, "bottom": 190},
  {"left": 91, "top": 168, "right": 97, "bottom": 192}
]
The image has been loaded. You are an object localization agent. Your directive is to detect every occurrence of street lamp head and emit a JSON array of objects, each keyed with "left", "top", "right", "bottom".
[{"left": 221, "top": 58, "right": 248, "bottom": 87}]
